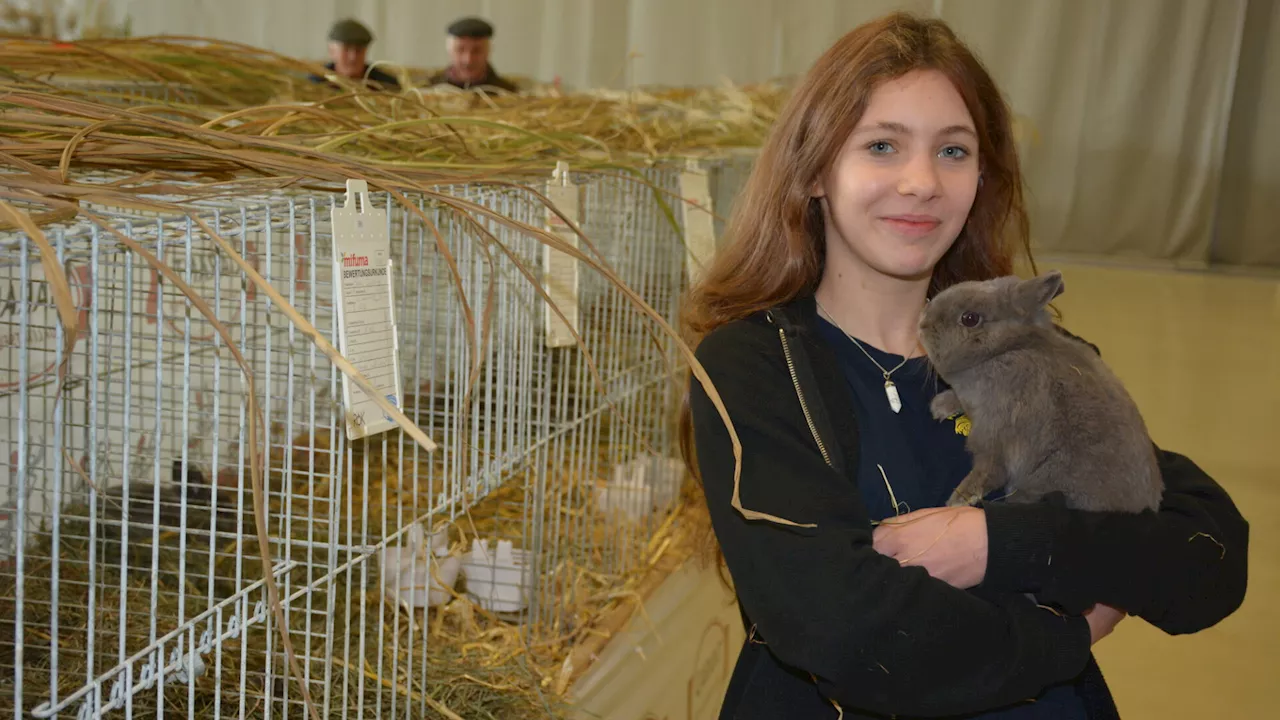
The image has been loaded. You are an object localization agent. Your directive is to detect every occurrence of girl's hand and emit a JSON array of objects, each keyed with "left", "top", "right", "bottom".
[
  {"left": 1084, "top": 603, "right": 1127, "bottom": 645},
  {"left": 872, "top": 506, "right": 988, "bottom": 589},
  {"left": 875, "top": 508, "right": 1129, "bottom": 643}
]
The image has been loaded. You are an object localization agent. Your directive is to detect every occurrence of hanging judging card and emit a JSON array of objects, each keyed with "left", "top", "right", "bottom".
[
  {"left": 332, "top": 179, "right": 403, "bottom": 440},
  {"left": 544, "top": 161, "right": 581, "bottom": 349},
  {"left": 679, "top": 158, "right": 717, "bottom": 285}
]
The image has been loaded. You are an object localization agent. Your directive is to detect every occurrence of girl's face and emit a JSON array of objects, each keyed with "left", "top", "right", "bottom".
[{"left": 814, "top": 69, "right": 980, "bottom": 286}]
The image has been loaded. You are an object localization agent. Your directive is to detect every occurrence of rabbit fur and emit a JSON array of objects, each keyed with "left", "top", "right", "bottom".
[{"left": 917, "top": 270, "right": 1163, "bottom": 512}]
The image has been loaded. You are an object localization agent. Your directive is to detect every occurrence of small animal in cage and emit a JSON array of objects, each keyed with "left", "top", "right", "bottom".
[
  {"left": 918, "top": 270, "right": 1163, "bottom": 512},
  {"left": 90, "top": 459, "right": 253, "bottom": 539}
]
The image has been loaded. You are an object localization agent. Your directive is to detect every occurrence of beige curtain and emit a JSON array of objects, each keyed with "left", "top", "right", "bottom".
[
  {"left": 1213, "top": 0, "right": 1280, "bottom": 268},
  {"left": 49, "top": 0, "right": 1280, "bottom": 268},
  {"left": 938, "top": 0, "right": 1249, "bottom": 266}
]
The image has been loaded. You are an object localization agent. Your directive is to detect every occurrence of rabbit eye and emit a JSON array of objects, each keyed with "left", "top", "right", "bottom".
[{"left": 960, "top": 311, "right": 982, "bottom": 327}]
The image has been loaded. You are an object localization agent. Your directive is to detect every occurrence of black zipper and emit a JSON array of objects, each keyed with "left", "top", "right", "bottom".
[{"left": 768, "top": 312, "right": 835, "bottom": 469}]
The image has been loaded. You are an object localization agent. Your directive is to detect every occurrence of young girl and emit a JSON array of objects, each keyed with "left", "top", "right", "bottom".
[{"left": 679, "top": 12, "right": 1248, "bottom": 720}]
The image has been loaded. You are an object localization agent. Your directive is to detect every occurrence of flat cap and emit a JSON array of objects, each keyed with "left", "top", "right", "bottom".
[
  {"left": 447, "top": 17, "right": 494, "bottom": 38},
  {"left": 328, "top": 18, "right": 373, "bottom": 46}
]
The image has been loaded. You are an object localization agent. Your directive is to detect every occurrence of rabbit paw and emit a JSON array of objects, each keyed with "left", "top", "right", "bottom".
[
  {"left": 945, "top": 489, "right": 981, "bottom": 508},
  {"left": 930, "top": 390, "right": 963, "bottom": 421},
  {"left": 947, "top": 469, "right": 990, "bottom": 507}
]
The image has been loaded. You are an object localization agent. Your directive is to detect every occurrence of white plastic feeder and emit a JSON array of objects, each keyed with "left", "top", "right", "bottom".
[
  {"left": 594, "top": 454, "right": 685, "bottom": 521},
  {"left": 379, "top": 524, "right": 461, "bottom": 608},
  {"left": 461, "top": 538, "right": 533, "bottom": 613}
]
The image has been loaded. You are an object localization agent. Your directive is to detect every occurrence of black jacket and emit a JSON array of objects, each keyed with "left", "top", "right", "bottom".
[
  {"left": 427, "top": 64, "right": 519, "bottom": 93},
  {"left": 687, "top": 293, "right": 1249, "bottom": 719},
  {"left": 308, "top": 63, "right": 401, "bottom": 90}
]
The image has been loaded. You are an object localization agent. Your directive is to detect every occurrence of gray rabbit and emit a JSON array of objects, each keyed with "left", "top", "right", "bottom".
[{"left": 918, "top": 270, "right": 1163, "bottom": 512}]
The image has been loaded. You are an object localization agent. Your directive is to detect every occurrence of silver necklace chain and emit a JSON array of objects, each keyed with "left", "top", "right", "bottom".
[{"left": 815, "top": 298, "right": 918, "bottom": 413}]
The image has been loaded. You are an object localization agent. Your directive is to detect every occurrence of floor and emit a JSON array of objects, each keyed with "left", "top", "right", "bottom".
[{"left": 1041, "top": 258, "right": 1279, "bottom": 718}]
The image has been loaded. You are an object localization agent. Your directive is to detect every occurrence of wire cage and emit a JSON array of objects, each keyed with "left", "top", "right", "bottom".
[
  {"left": 39, "top": 78, "right": 202, "bottom": 107},
  {"left": 0, "top": 153, "right": 755, "bottom": 718}
]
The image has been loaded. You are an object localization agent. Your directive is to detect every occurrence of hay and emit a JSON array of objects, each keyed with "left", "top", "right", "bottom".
[
  {"left": 0, "top": 32, "right": 337, "bottom": 106},
  {"left": 0, "top": 34, "right": 787, "bottom": 175},
  {"left": 0, "top": 421, "right": 703, "bottom": 718},
  {"left": 0, "top": 30, "right": 1037, "bottom": 170},
  {"left": 0, "top": 31, "right": 787, "bottom": 121},
  {"left": 0, "top": 83, "right": 784, "bottom": 179}
]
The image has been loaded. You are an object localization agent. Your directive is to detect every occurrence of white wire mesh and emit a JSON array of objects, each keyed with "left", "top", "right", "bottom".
[
  {"left": 0, "top": 153, "right": 756, "bottom": 718},
  {"left": 41, "top": 78, "right": 202, "bottom": 108}
]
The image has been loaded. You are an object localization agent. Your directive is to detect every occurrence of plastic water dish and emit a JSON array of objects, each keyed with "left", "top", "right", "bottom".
[
  {"left": 461, "top": 538, "right": 532, "bottom": 613},
  {"left": 379, "top": 524, "right": 461, "bottom": 608},
  {"left": 593, "top": 454, "right": 685, "bottom": 521}
]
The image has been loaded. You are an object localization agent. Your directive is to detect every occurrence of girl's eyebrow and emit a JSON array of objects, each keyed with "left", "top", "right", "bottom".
[
  {"left": 852, "top": 121, "right": 912, "bottom": 135},
  {"left": 852, "top": 121, "right": 978, "bottom": 139},
  {"left": 940, "top": 124, "right": 978, "bottom": 138}
]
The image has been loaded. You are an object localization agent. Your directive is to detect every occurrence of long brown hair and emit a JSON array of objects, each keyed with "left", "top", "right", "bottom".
[{"left": 677, "top": 12, "right": 1035, "bottom": 567}]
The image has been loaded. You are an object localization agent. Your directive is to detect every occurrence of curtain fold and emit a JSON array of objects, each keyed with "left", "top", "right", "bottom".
[
  {"left": 1213, "top": 0, "right": 1280, "bottom": 267},
  {"left": 940, "top": 0, "right": 1247, "bottom": 265}
]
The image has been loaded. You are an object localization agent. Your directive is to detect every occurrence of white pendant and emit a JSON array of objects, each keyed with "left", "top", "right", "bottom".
[{"left": 884, "top": 380, "right": 902, "bottom": 414}]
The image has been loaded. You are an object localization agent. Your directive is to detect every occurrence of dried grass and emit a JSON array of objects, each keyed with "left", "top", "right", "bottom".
[{"left": 0, "top": 82, "right": 784, "bottom": 179}]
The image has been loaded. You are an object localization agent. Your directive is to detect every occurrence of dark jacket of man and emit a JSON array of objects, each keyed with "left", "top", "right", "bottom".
[
  {"left": 427, "top": 65, "right": 518, "bottom": 93},
  {"left": 308, "top": 63, "right": 401, "bottom": 91}
]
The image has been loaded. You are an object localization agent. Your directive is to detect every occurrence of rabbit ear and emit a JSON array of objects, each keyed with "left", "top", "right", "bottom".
[{"left": 1013, "top": 271, "right": 1064, "bottom": 313}]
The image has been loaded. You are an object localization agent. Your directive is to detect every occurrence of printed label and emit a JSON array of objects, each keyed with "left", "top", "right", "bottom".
[{"left": 332, "top": 180, "right": 403, "bottom": 440}]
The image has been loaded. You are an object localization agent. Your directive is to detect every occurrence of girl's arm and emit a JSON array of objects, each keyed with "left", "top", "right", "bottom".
[
  {"left": 980, "top": 328, "right": 1248, "bottom": 632},
  {"left": 690, "top": 319, "right": 1092, "bottom": 718},
  {"left": 981, "top": 448, "right": 1249, "bottom": 634}
]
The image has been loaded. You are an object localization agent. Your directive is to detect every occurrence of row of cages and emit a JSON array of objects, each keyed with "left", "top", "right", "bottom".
[{"left": 0, "top": 147, "right": 759, "bottom": 718}]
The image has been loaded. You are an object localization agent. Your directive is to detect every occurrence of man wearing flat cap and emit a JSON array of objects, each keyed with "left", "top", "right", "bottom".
[
  {"left": 427, "top": 17, "right": 519, "bottom": 93},
  {"left": 309, "top": 18, "right": 400, "bottom": 90}
]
